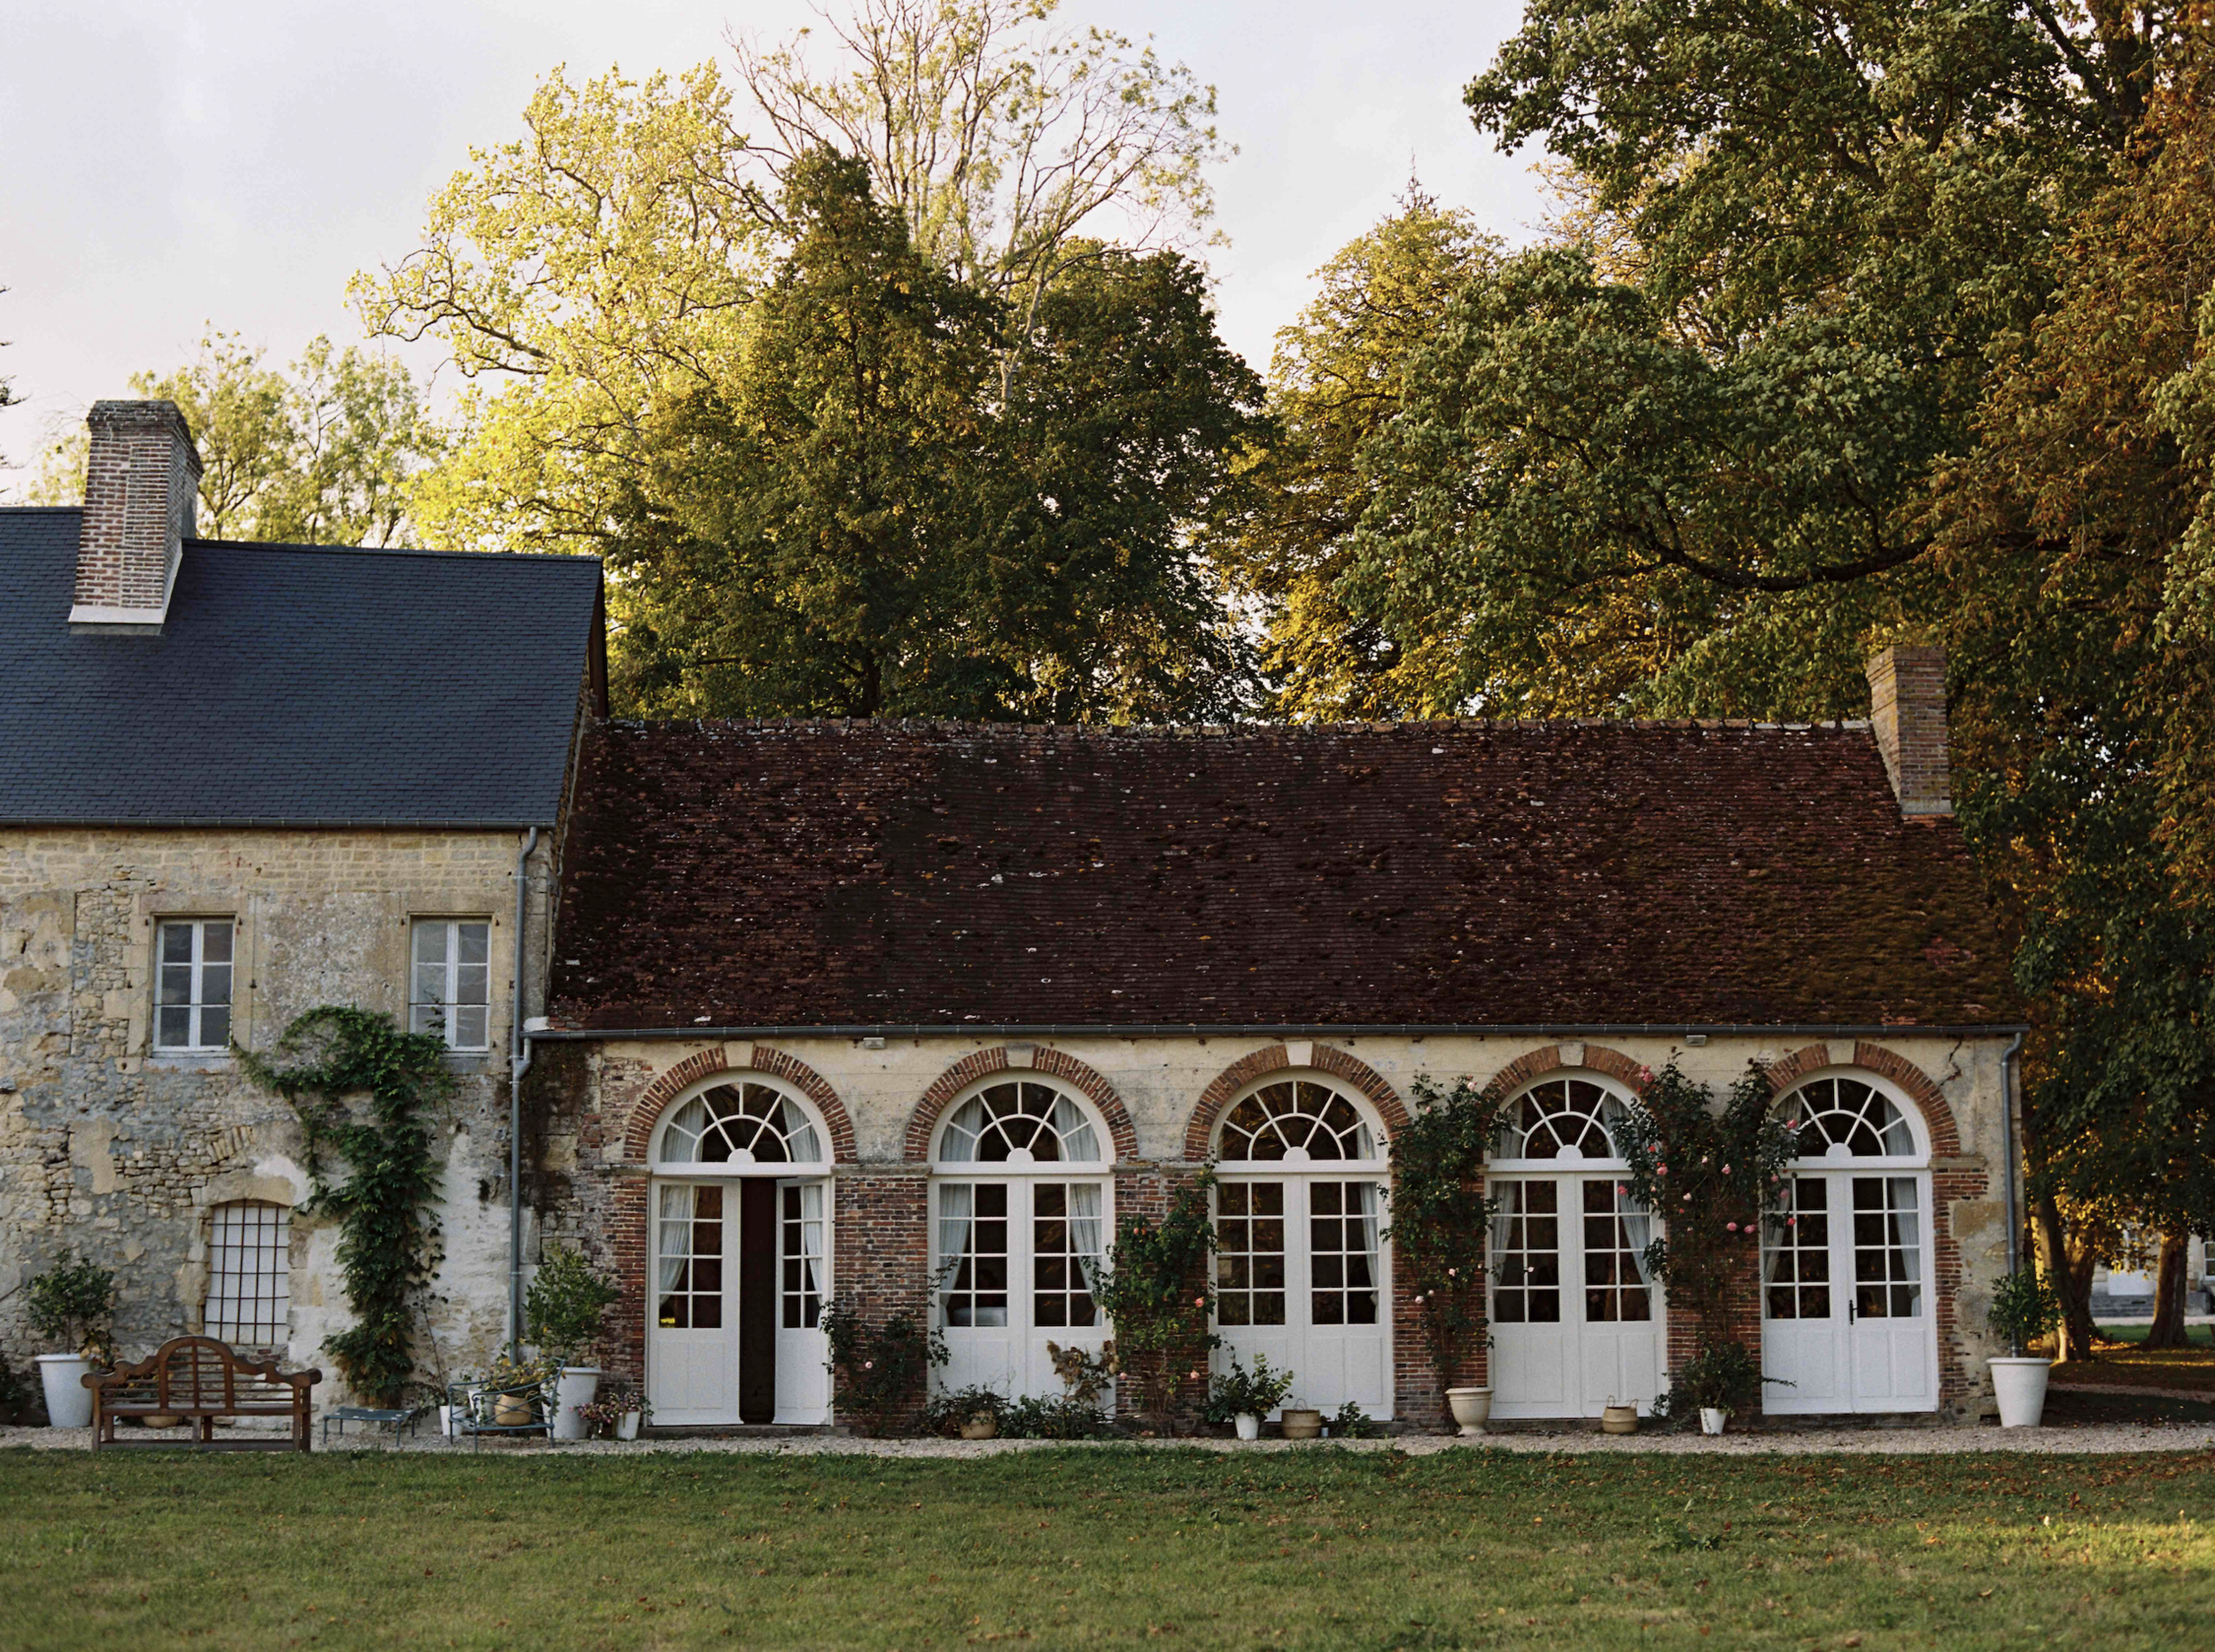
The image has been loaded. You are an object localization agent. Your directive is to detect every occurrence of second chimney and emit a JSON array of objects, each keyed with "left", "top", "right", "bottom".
[
  {"left": 1866, "top": 644, "right": 1952, "bottom": 817},
  {"left": 68, "top": 399, "right": 203, "bottom": 634}
]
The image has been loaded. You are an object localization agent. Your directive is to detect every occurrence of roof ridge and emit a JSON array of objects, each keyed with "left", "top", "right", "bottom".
[
  {"left": 186, "top": 537, "right": 603, "bottom": 569},
  {"left": 609, "top": 715, "right": 1874, "bottom": 739}
]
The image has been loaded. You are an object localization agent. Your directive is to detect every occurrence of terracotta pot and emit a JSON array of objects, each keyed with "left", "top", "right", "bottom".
[
  {"left": 1280, "top": 1408, "right": 1323, "bottom": 1440},
  {"left": 960, "top": 1411, "right": 999, "bottom": 1440},
  {"left": 1447, "top": 1387, "right": 1494, "bottom": 1437}
]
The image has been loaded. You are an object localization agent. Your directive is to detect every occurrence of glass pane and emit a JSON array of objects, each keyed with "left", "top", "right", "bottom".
[
  {"left": 159, "top": 964, "right": 193, "bottom": 1005},
  {"left": 413, "top": 922, "right": 446, "bottom": 965},
  {"left": 455, "top": 964, "right": 489, "bottom": 1005},
  {"left": 455, "top": 1006, "right": 488, "bottom": 1048},
  {"left": 199, "top": 965, "right": 231, "bottom": 1007},
  {"left": 200, "top": 1007, "right": 229, "bottom": 1049},
  {"left": 161, "top": 924, "right": 194, "bottom": 963},
  {"left": 200, "top": 922, "right": 232, "bottom": 963},
  {"left": 458, "top": 922, "right": 489, "bottom": 965}
]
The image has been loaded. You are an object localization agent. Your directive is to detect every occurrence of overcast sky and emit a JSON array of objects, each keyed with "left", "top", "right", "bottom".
[{"left": 0, "top": 0, "right": 1547, "bottom": 493}]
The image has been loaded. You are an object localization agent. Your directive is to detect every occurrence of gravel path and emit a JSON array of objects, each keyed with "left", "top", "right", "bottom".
[{"left": 7, "top": 1421, "right": 2212, "bottom": 1458}]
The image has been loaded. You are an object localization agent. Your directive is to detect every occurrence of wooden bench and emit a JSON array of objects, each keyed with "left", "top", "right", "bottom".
[{"left": 86, "top": 1336, "right": 321, "bottom": 1451}]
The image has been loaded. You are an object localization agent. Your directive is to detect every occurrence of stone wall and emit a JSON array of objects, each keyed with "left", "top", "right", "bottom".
[
  {"left": 543, "top": 1029, "right": 2017, "bottom": 1429},
  {"left": 0, "top": 826, "right": 557, "bottom": 1405}
]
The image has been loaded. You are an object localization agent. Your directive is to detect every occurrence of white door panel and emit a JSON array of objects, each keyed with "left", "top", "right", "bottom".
[
  {"left": 649, "top": 1182, "right": 739, "bottom": 1424},
  {"left": 1214, "top": 1177, "right": 1391, "bottom": 1418},
  {"left": 1489, "top": 1175, "right": 1663, "bottom": 1419},
  {"left": 1764, "top": 1172, "right": 1936, "bottom": 1414},
  {"left": 936, "top": 1178, "right": 1110, "bottom": 1404}
]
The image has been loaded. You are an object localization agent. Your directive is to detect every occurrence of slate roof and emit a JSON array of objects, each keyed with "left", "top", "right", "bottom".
[
  {"left": 548, "top": 717, "right": 2021, "bottom": 1031},
  {"left": 0, "top": 508, "right": 605, "bottom": 826}
]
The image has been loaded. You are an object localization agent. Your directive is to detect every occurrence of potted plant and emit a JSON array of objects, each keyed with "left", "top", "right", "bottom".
[
  {"left": 26, "top": 1253, "right": 116, "bottom": 1430},
  {"left": 525, "top": 1245, "right": 621, "bottom": 1441},
  {"left": 483, "top": 1352, "right": 555, "bottom": 1428},
  {"left": 1659, "top": 1340, "right": 1777, "bottom": 1435},
  {"left": 922, "top": 1384, "right": 1009, "bottom": 1439},
  {"left": 1987, "top": 1268, "right": 2062, "bottom": 1427},
  {"left": 576, "top": 1382, "right": 650, "bottom": 1440},
  {"left": 1387, "top": 1077, "right": 1504, "bottom": 1439},
  {"left": 1203, "top": 1354, "right": 1295, "bottom": 1440}
]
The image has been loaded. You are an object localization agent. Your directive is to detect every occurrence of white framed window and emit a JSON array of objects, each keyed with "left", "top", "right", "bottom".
[
  {"left": 205, "top": 1200, "right": 290, "bottom": 1347},
  {"left": 155, "top": 918, "right": 235, "bottom": 1051},
  {"left": 409, "top": 919, "right": 490, "bottom": 1050}
]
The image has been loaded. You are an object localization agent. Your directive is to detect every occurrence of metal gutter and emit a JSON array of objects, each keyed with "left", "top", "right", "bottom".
[
  {"left": 2001, "top": 1029, "right": 2027, "bottom": 1321},
  {"left": 0, "top": 818, "right": 559, "bottom": 830},
  {"left": 530, "top": 1020, "right": 2030, "bottom": 1042},
  {"left": 508, "top": 826, "right": 540, "bottom": 1360}
]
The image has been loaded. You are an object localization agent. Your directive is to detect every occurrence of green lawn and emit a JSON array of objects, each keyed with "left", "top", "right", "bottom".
[
  {"left": 2052, "top": 1330, "right": 2215, "bottom": 1393},
  {"left": 4, "top": 1445, "right": 2214, "bottom": 1650}
]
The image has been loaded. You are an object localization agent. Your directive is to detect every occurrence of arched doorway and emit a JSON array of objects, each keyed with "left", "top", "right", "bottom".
[
  {"left": 649, "top": 1076, "right": 833, "bottom": 1425},
  {"left": 1488, "top": 1075, "right": 1665, "bottom": 1419},
  {"left": 1761, "top": 1073, "right": 1939, "bottom": 1413},
  {"left": 930, "top": 1079, "right": 1115, "bottom": 1401},
  {"left": 1211, "top": 1075, "right": 1393, "bottom": 1419}
]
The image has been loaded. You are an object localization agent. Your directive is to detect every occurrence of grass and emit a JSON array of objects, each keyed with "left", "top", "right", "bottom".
[
  {"left": 2050, "top": 1329, "right": 2215, "bottom": 1393},
  {"left": 5, "top": 1446, "right": 2215, "bottom": 1649}
]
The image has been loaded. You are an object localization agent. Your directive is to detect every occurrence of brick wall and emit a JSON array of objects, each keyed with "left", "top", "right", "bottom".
[{"left": 70, "top": 401, "right": 201, "bottom": 619}]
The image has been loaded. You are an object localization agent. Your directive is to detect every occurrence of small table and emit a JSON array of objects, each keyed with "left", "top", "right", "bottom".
[{"left": 322, "top": 1406, "right": 421, "bottom": 1446}]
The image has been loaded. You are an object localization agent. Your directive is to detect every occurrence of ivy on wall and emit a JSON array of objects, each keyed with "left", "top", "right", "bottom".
[
  {"left": 243, "top": 1006, "right": 453, "bottom": 1406},
  {"left": 1092, "top": 1168, "right": 1219, "bottom": 1428},
  {"left": 1384, "top": 1076, "right": 1509, "bottom": 1393}
]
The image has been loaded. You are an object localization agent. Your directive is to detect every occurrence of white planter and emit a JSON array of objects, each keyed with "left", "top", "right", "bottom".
[
  {"left": 1699, "top": 1408, "right": 1727, "bottom": 1436},
  {"left": 1445, "top": 1386, "right": 1494, "bottom": 1438},
  {"left": 553, "top": 1367, "right": 601, "bottom": 1441},
  {"left": 439, "top": 1404, "right": 456, "bottom": 1439},
  {"left": 36, "top": 1354, "right": 94, "bottom": 1429},
  {"left": 1991, "top": 1357, "right": 2051, "bottom": 1428},
  {"left": 616, "top": 1410, "right": 642, "bottom": 1442},
  {"left": 1233, "top": 1413, "right": 1260, "bottom": 1441}
]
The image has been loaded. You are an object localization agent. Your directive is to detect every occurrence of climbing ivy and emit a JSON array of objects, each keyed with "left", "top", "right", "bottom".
[
  {"left": 242, "top": 1006, "right": 453, "bottom": 1406},
  {"left": 1092, "top": 1168, "right": 1218, "bottom": 1427},
  {"left": 1384, "top": 1076, "right": 1509, "bottom": 1393}
]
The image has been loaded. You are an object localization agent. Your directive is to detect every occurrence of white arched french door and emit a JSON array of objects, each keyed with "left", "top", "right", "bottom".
[
  {"left": 1761, "top": 1074, "right": 1938, "bottom": 1413},
  {"left": 649, "top": 1077, "right": 832, "bottom": 1425},
  {"left": 930, "top": 1080, "right": 1114, "bottom": 1401},
  {"left": 1212, "top": 1076, "right": 1394, "bottom": 1420},
  {"left": 1488, "top": 1076, "right": 1666, "bottom": 1419}
]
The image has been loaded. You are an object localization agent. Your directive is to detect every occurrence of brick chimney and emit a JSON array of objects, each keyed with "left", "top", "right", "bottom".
[
  {"left": 1865, "top": 644, "right": 1952, "bottom": 817},
  {"left": 68, "top": 399, "right": 203, "bottom": 633}
]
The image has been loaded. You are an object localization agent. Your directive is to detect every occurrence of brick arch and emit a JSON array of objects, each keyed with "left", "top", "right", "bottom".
[
  {"left": 1482, "top": 1042, "right": 1652, "bottom": 1102},
  {"left": 905, "top": 1046, "right": 1140, "bottom": 1163},
  {"left": 1761, "top": 1042, "right": 1962, "bottom": 1157},
  {"left": 1183, "top": 1043, "right": 1409, "bottom": 1161},
  {"left": 620, "top": 1043, "right": 858, "bottom": 1164}
]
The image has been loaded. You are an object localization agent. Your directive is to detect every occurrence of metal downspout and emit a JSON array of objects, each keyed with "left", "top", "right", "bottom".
[
  {"left": 2001, "top": 1029, "right": 2026, "bottom": 1353},
  {"left": 509, "top": 826, "right": 540, "bottom": 1358}
]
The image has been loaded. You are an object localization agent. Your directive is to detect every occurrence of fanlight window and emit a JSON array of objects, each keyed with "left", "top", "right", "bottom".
[
  {"left": 937, "top": 1082, "right": 1101, "bottom": 1164},
  {"left": 658, "top": 1082, "right": 822, "bottom": 1166},
  {"left": 1496, "top": 1078, "right": 1628, "bottom": 1161},
  {"left": 1784, "top": 1077, "right": 1916, "bottom": 1160},
  {"left": 1218, "top": 1081, "right": 1376, "bottom": 1162}
]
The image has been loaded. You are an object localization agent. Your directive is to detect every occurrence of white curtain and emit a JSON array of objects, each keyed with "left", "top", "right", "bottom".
[
  {"left": 937, "top": 1182, "right": 974, "bottom": 1308},
  {"left": 1888, "top": 1176, "right": 1922, "bottom": 1274},
  {"left": 1052, "top": 1095, "right": 1100, "bottom": 1162},
  {"left": 797, "top": 1180, "right": 826, "bottom": 1301},
  {"left": 657, "top": 1184, "right": 693, "bottom": 1296},
  {"left": 1352, "top": 1181, "right": 1380, "bottom": 1260},
  {"left": 1069, "top": 1181, "right": 1105, "bottom": 1289},
  {"left": 1616, "top": 1184, "right": 1656, "bottom": 1285},
  {"left": 781, "top": 1101, "right": 822, "bottom": 1166}
]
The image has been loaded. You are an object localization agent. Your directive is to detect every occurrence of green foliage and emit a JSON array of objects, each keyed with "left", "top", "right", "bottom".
[
  {"left": 1654, "top": 1339, "right": 1775, "bottom": 1420},
  {"left": 1201, "top": 1353, "right": 1295, "bottom": 1423},
  {"left": 25, "top": 1253, "right": 118, "bottom": 1363},
  {"left": 1383, "top": 1075, "right": 1506, "bottom": 1391},
  {"left": 525, "top": 1245, "right": 621, "bottom": 1368},
  {"left": 820, "top": 1300, "right": 947, "bottom": 1435},
  {"left": 1091, "top": 1168, "right": 1218, "bottom": 1425},
  {"left": 920, "top": 1385, "right": 1114, "bottom": 1440},
  {"left": 1613, "top": 1060, "right": 1799, "bottom": 1330},
  {"left": 622, "top": 151, "right": 1261, "bottom": 721},
  {"left": 1988, "top": 1269, "right": 2063, "bottom": 1354},
  {"left": 241, "top": 1007, "right": 453, "bottom": 1406},
  {"left": 1329, "top": 1400, "right": 1380, "bottom": 1439}
]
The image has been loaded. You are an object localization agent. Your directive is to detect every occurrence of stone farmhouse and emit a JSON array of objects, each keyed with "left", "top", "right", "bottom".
[{"left": 3, "top": 399, "right": 2026, "bottom": 1431}]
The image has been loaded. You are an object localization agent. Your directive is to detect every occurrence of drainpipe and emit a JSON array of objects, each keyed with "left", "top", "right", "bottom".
[
  {"left": 509, "top": 826, "right": 540, "bottom": 1359},
  {"left": 2000, "top": 1030, "right": 2025, "bottom": 1277}
]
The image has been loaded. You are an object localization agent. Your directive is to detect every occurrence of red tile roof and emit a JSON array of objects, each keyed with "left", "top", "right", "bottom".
[{"left": 546, "top": 718, "right": 2019, "bottom": 1031}]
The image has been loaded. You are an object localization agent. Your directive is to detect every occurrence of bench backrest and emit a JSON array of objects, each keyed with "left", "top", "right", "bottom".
[{"left": 91, "top": 1336, "right": 318, "bottom": 1410}]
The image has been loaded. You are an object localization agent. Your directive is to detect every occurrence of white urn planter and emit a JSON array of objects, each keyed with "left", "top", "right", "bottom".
[
  {"left": 553, "top": 1367, "right": 601, "bottom": 1440},
  {"left": 36, "top": 1354, "right": 94, "bottom": 1429},
  {"left": 1445, "top": 1386, "right": 1494, "bottom": 1438},
  {"left": 1233, "top": 1413, "right": 1261, "bottom": 1441},
  {"left": 1991, "top": 1357, "right": 2052, "bottom": 1428},
  {"left": 1698, "top": 1408, "right": 1728, "bottom": 1437},
  {"left": 616, "top": 1410, "right": 643, "bottom": 1442}
]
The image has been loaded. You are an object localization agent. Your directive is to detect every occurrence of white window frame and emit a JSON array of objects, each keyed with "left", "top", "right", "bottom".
[
  {"left": 154, "top": 918, "right": 236, "bottom": 1052},
  {"left": 409, "top": 918, "right": 493, "bottom": 1051},
  {"left": 204, "top": 1200, "right": 291, "bottom": 1348}
]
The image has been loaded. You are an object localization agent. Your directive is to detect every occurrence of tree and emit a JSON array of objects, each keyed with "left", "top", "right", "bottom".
[
  {"left": 25, "top": 331, "right": 438, "bottom": 546},
  {"left": 1212, "top": 187, "right": 1496, "bottom": 719},
  {"left": 618, "top": 151, "right": 1260, "bottom": 721}
]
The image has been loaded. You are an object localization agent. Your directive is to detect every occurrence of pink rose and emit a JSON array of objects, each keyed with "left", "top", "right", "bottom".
[
  {"left": 1194, "top": 1295, "right": 1207, "bottom": 1307},
  {"left": 1726, "top": 1222, "right": 1738, "bottom": 1232},
  {"left": 1682, "top": 1194, "right": 1692, "bottom": 1204},
  {"left": 1721, "top": 1164, "right": 1731, "bottom": 1175}
]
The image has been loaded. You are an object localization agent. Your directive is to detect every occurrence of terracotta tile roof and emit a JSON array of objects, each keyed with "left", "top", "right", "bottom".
[{"left": 547, "top": 717, "right": 2019, "bottom": 1031}]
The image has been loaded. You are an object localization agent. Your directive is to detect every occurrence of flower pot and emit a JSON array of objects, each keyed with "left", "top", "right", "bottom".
[
  {"left": 960, "top": 1411, "right": 999, "bottom": 1440},
  {"left": 1446, "top": 1386, "right": 1495, "bottom": 1438},
  {"left": 553, "top": 1367, "right": 600, "bottom": 1440},
  {"left": 1699, "top": 1408, "right": 1727, "bottom": 1436},
  {"left": 617, "top": 1410, "right": 642, "bottom": 1442},
  {"left": 493, "top": 1392, "right": 535, "bottom": 1428},
  {"left": 439, "top": 1404, "right": 456, "bottom": 1439},
  {"left": 36, "top": 1354, "right": 94, "bottom": 1429},
  {"left": 1600, "top": 1402, "right": 1638, "bottom": 1436},
  {"left": 1990, "top": 1356, "right": 2051, "bottom": 1428},
  {"left": 1233, "top": 1412, "right": 1261, "bottom": 1441},
  {"left": 1280, "top": 1408, "right": 1323, "bottom": 1440}
]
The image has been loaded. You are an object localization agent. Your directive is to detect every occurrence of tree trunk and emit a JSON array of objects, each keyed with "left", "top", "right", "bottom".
[
  {"left": 2146, "top": 1229, "right": 2194, "bottom": 1349},
  {"left": 2033, "top": 1191, "right": 2100, "bottom": 1363}
]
